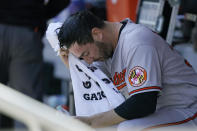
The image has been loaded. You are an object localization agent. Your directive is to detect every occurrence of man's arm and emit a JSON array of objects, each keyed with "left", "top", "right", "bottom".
[
  {"left": 76, "top": 91, "right": 158, "bottom": 128},
  {"left": 114, "top": 91, "right": 158, "bottom": 119},
  {"left": 76, "top": 109, "right": 125, "bottom": 128}
]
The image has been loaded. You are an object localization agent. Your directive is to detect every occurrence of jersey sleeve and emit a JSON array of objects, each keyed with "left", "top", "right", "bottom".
[{"left": 125, "top": 45, "right": 162, "bottom": 96}]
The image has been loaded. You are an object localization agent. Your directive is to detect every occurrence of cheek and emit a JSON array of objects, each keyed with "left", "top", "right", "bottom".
[
  {"left": 69, "top": 49, "right": 80, "bottom": 58},
  {"left": 95, "top": 47, "right": 102, "bottom": 57},
  {"left": 88, "top": 45, "right": 98, "bottom": 57}
]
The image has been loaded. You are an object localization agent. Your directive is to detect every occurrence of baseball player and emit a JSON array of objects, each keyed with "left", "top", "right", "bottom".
[{"left": 56, "top": 10, "right": 197, "bottom": 130}]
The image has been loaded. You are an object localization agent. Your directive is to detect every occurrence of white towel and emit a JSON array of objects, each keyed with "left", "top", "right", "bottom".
[
  {"left": 46, "top": 22, "right": 63, "bottom": 55},
  {"left": 69, "top": 54, "right": 125, "bottom": 116}
]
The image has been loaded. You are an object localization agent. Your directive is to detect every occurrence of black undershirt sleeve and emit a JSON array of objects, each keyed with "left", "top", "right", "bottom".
[{"left": 114, "top": 91, "right": 158, "bottom": 120}]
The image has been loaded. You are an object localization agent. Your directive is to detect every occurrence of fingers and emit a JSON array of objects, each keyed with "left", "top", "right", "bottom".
[
  {"left": 60, "top": 47, "right": 68, "bottom": 54},
  {"left": 60, "top": 49, "right": 69, "bottom": 68}
]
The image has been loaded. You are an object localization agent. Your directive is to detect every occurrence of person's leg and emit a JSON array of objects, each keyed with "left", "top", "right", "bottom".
[
  {"left": 8, "top": 26, "right": 44, "bottom": 101},
  {"left": 0, "top": 23, "right": 14, "bottom": 128},
  {"left": 117, "top": 107, "right": 197, "bottom": 131}
]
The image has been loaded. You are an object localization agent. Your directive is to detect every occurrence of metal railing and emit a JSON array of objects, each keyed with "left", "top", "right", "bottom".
[{"left": 0, "top": 83, "right": 94, "bottom": 131}]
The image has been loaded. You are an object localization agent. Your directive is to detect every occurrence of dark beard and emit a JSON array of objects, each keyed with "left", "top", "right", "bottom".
[{"left": 95, "top": 41, "right": 113, "bottom": 60}]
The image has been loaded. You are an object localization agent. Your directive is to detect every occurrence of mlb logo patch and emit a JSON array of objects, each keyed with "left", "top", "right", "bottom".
[{"left": 128, "top": 66, "right": 147, "bottom": 87}]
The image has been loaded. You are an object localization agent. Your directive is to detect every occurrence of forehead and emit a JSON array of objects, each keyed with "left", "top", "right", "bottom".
[{"left": 69, "top": 42, "right": 92, "bottom": 57}]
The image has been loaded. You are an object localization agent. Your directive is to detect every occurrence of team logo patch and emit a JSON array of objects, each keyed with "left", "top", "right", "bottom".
[{"left": 128, "top": 66, "right": 147, "bottom": 87}]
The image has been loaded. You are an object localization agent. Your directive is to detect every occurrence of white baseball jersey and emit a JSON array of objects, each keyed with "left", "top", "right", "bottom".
[{"left": 95, "top": 18, "right": 197, "bottom": 110}]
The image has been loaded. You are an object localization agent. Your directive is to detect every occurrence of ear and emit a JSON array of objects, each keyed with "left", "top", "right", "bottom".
[{"left": 92, "top": 27, "right": 103, "bottom": 41}]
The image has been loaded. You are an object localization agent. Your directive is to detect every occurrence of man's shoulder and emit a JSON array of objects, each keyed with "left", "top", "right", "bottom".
[{"left": 122, "top": 23, "right": 161, "bottom": 47}]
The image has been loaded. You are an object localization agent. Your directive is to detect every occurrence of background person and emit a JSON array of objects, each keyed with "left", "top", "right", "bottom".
[{"left": 0, "top": 0, "right": 70, "bottom": 128}]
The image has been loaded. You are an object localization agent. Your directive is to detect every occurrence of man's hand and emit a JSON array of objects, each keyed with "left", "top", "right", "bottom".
[
  {"left": 60, "top": 48, "right": 69, "bottom": 68},
  {"left": 75, "top": 110, "right": 125, "bottom": 128},
  {"left": 75, "top": 116, "right": 91, "bottom": 125}
]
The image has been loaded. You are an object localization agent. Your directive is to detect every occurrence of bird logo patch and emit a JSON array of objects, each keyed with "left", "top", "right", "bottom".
[{"left": 128, "top": 66, "right": 147, "bottom": 87}]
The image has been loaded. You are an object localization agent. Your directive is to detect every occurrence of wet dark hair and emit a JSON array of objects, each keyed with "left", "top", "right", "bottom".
[{"left": 57, "top": 10, "right": 105, "bottom": 49}]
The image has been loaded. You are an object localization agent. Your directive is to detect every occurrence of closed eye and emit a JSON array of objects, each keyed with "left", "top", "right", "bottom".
[
  {"left": 83, "top": 52, "right": 89, "bottom": 57},
  {"left": 79, "top": 51, "right": 89, "bottom": 59}
]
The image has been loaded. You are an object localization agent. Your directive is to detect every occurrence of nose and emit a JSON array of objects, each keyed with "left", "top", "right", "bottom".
[{"left": 83, "top": 56, "right": 94, "bottom": 64}]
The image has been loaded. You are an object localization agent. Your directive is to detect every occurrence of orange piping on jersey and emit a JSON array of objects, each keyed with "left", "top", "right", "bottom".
[
  {"left": 129, "top": 86, "right": 161, "bottom": 95},
  {"left": 142, "top": 112, "right": 197, "bottom": 131},
  {"left": 117, "top": 83, "right": 127, "bottom": 90},
  {"left": 184, "top": 59, "right": 192, "bottom": 67}
]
